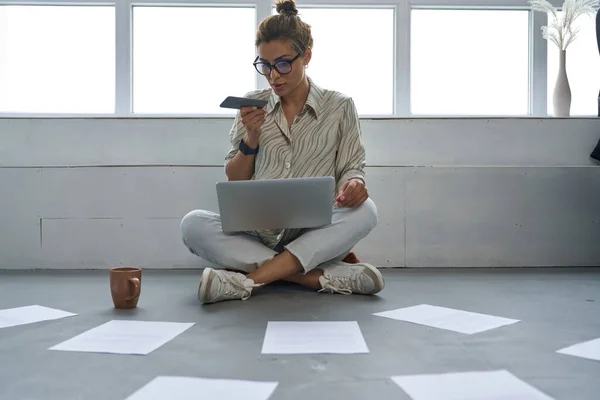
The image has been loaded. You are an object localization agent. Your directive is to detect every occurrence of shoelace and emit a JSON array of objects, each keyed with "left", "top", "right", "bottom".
[
  {"left": 318, "top": 277, "right": 353, "bottom": 295},
  {"left": 221, "top": 274, "right": 260, "bottom": 301}
]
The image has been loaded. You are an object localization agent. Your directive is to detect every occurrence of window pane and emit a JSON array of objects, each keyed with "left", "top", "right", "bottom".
[
  {"left": 0, "top": 6, "right": 115, "bottom": 113},
  {"left": 411, "top": 10, "right": 529, "bottom": 115},
  {"left": 133, "top": 7, "right": 256, "bottom": 114},
  {"left": 547, "top": 13, "right": 599, "bottom": 116},
  {"left": 272, "top": 7, "right": 394, "bottom": 115}
]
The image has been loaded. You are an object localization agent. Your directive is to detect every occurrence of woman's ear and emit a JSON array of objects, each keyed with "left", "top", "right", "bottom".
[{"left": 303, "top": 47, "right": 312, "bottom": 67}]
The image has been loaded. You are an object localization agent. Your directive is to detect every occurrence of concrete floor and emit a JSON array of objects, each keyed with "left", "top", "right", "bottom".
[{"left": 0, "top": 268, "right": 599, "bottom": 400}]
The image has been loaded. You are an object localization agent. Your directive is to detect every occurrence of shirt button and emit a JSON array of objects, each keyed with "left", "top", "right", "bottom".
[{"left": 285, "top": 162, "right": 291, "bottom": 169}]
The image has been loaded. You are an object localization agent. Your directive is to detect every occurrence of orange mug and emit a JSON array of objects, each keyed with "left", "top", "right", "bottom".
[{"left": 109, "top": 267, "right": 141, "bottom": 309}]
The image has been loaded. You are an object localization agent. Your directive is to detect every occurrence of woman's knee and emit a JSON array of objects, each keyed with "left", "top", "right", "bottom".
[
  {"left": 332, "top": 198, "right": 378, "bottom": 238},
  {"left": 354, "top": 198, "right": 378, "bottom": 232},
  {"left": 180, "top": 209, "right": 217, "bottom": 252}
]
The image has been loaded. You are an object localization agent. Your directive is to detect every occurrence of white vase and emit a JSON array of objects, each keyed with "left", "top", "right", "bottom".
[{"left": 553, "top": 49, "right": 571, "bottom": 117}]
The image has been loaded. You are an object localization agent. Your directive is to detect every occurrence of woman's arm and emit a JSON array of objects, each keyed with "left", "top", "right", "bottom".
[
  {"left": 336, "top": 98, "right": 366, "bottom": 186},
  {"left": 335, "top": 98, "right": 369, "bottom": 208},
  {"left": 224, "top": 107, "right": 266, "bottom": 181}
]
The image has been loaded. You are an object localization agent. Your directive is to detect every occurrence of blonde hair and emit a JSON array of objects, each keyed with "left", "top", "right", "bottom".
[{"left": 255, "top": 0, "right": 313, "bottom": 54}]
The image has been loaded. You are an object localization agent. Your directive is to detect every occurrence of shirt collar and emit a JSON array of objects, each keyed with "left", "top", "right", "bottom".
[{"left": 266, "top": 76, "right": 324, "bottom": 119}]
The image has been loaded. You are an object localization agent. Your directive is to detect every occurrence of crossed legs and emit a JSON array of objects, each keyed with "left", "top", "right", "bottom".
[{"left": 180, "top": 198, "right": 383, "bottom": 303}]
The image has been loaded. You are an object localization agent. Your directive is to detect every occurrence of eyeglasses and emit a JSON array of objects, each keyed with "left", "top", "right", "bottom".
[{"left": 253, "top": 53, "right": 301, "bottom": 76}]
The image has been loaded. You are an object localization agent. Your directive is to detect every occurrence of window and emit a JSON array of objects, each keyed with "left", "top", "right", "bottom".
[
  {"left": 0, "top": 2, "right": 594, "bottom": 118},
  {"left": 0, "top": 5, "right": 115, "bottom": 113},
  {"left": 272, "top": 7, "right": 395, "bottom": 115},
  {"left": 547, "top": 13, "right": 599, "bottom": 116},
  {"left": 132, "top": 6, "right": 256, "bottom": 114},
  {"left": 411, "top": 9, "right": 530, "bottom": 115}
]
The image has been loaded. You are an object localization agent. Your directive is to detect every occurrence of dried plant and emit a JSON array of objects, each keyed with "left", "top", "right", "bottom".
[{"left": 529, "top": 0, "right": 599, "bottom": 50}]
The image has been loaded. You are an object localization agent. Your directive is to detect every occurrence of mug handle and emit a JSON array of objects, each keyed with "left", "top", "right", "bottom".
[{"left": 126, "top": 277, "right": 141, "bottom": 301}]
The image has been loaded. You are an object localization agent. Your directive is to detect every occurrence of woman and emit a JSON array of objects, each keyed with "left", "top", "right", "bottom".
[{"left": 180, "top": 0, "right": 384, "bottom": 304}]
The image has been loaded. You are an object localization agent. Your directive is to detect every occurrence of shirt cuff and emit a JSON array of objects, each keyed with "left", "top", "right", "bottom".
[{"left": 339, "top": 170, "right": 365, "bottom": 186}]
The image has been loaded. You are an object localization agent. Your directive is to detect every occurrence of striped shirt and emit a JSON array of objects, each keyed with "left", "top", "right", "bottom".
[{"left": 224, "top": 77, "right": 366, "bottom": 249}]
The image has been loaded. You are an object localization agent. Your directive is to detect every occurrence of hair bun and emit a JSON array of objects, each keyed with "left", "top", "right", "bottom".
[{"left": 276, "top": 0, "right": 298, "bottom": 16}]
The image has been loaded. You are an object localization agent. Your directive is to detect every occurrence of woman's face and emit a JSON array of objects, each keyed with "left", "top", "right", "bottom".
[{"left": 256, "top": 39, "right": 311, "bottom": 98}]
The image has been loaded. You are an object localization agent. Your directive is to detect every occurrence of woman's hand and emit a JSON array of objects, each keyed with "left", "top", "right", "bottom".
[
  {"left": 336, "top": 178, "right": 368, "bottom": 208},
  {"left": 240, "top": 106, "right": 266, "bottom": 148}
]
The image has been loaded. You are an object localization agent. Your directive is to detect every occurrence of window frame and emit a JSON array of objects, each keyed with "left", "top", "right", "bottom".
[{"left": 0, "top": 0, "right": 579, "bottom": 117}]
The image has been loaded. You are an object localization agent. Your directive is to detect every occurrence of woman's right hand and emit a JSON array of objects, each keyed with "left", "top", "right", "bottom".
[{"left": 240, "top": 106, "right": 266, "bottom": 148}]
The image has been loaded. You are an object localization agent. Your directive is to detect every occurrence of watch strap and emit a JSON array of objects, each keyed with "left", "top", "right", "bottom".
[{"left": 239, "top": 139, "right": 259, "bottom": 155}]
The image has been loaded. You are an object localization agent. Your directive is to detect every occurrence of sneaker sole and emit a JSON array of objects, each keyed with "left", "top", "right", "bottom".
[
  {"left": 198, "top": 268, "right": 213, "bottom": 303},
  {"left": 359, "top": 263, "right": 385, "bottom": 294}
]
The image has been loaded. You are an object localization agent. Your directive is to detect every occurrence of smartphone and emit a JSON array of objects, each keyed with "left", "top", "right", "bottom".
[{"left": 220, "top": 96, "right": 268, "bottom": 110}]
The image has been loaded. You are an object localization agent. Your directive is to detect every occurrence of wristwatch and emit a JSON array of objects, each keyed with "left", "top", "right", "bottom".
[{"left": 239, "top": 138, "right": 259, "bottom": 155}]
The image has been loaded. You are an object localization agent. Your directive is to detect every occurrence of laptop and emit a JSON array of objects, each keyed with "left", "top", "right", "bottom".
[{"left": 216, "top": 176, "right": 335, "bottom": 233}]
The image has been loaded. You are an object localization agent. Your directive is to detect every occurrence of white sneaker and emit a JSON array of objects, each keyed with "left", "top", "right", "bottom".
[
  {"left": 198, "top": 268, "right": 261, "bottom": 304},
  {"left": 318, "top": 261, "right": 385, "bottom": 295}
]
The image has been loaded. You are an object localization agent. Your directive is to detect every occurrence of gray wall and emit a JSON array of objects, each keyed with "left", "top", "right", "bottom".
[{"left": 0, "top": 118, "right": 599, "bottom": 269}]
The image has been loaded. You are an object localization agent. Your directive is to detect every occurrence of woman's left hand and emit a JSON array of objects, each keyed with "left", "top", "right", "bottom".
[{"left": 336, "top": 178, "right": 368, "bottom": 208}]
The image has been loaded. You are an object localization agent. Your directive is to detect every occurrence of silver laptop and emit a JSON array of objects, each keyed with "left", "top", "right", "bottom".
[{"left": 216, "top": 176, "right": 334, "bottom": 233}]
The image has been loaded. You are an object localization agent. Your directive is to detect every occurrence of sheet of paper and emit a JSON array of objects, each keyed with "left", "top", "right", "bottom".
[
  {"left": 557, "top": 337, "right": 600, "bottom": 362},
  {"left": 49, "top": 320, "right": 194, "bottom": 355},
  {"left": 0, "top": 305, "right": 76, "bottom": 329},
  {"left": 125, "top": 376, "right": 278, "bottom": 400},
  {"left": 373, "top": 304, "right": 520, "bottom": 334},
  {"left": 391, "top": 370, "right": 555, "bottom": 400},
  {"left": 261, "top": 321, "right": 369, "bottom": 354}
]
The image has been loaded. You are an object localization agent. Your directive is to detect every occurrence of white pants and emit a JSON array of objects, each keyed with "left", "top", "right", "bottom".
[{"left": 180, "top": 198, "right": 378, "bottom": 273}]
